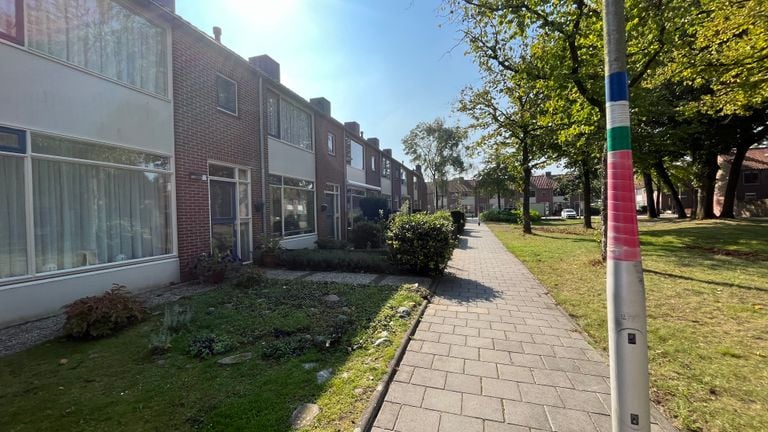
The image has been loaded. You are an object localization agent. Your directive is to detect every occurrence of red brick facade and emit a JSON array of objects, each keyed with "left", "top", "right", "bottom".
[
  {"left": 314, "top": 113, "right": 347, "bottom": 240},
  {"left": 171, "top": 25, "right": 263, "bottom": 279}
]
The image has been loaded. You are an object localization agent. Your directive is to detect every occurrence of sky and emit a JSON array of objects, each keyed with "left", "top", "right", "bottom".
[{"left": 176, "top": 0, "right": 483, "bottom": 170}]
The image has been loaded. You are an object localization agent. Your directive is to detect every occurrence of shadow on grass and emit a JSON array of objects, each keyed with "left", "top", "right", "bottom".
[{"left": 644, "top": 268, "right": 767, "bottom": 293}]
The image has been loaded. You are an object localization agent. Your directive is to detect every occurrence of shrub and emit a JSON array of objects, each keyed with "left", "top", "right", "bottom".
[
  {"left": 64, "top": 284, "right": 146, "bottom": 339},
  {"left": 480, "top": 209, "right": 518, "bottom": 223},
  {"left": 188, "top": 334, "right": 238, "bottom": 358},
  {"left": 350, "top": 221, "right": 384, "bottom": 249},
  {"left": 148, "top": 331, "right": 173, "bottom": 356},
  {"left": 162, "top": 304, "right": 193, "bottom": 333},
  {"left": 450, "top": 210, "right": 466, "bottom": 235},
  {"left": 189, "top": 249, "right": 241, "bottom": 284},
  {"left": 235, "top": 265, "right": 266, "bottom": 289},
  {"left": 315, "top": 238, "right": 350, "bottom": 250},
  {"left": 359, "top": 197, "right": 391, "bottom": 221},
  {"left": 261, "top": 335, "right": 312, "bottom": 360},
  {"left": 280, "top": 249, "right": 395, "bottom": 274},
  {"left": 519, "top": 209, "right": 542, "bottom": 223},
  {"left": 386, "top": 211, "right": 457, "bottom": 275}
]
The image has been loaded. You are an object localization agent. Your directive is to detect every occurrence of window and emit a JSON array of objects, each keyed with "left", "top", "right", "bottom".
[
  {"left": 347, "top": 187, "right": 366, "bottom": 227},
  {"left": 348, "top": 139, "right": 364, "bottom": 170},
  {"left": 0, "top": 153, "right": 27, "bottom": 278},
  {"left": 216, "top": 75, "right": 237, "bottom": 115},
  {"left": 529, "top": 189, "right": 536, "bottom": 197},
  {"left": 744, "top": 192, "right": 757, "bottom": 201},
  {"left": 269, "top": 175, "right": 315, "bottom": 237},
  {"left": 0, "top": 0, "right": 23, "bottom": 44},
  {"left": 26, "top": 0, "right": 168, "bottom": 95},
  {"left": 208, "top": 164, "right": 251, "bottom": 262},
  {"left": 31, "top": 133, "right": 172, "bottom": 275},
  {"left": 371, "top": 155, "right": 376, "bottom": 171},
  {"left": 744, "top": 171, "right": 759, "bottom": 185},
  {"left": 382, "top": 159, "right": 391, "bottom": 179},
  {"left": 0, "top": 126, "right": 25, "bottom": 153},
  {"left": 265, "top": 91, "right": 313, "bottom": 150},
  {"left": 327, "top": 132, "right": 335, "bottom": 155}
]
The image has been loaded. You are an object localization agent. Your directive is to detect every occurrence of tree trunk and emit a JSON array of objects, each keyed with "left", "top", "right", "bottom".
[
  {"left": 654, "top": 159, "right": 687, "bottom": 218},
  {"left": 695, "top": 154, "right": 719, "bottom": 220},
  {"left": 522, "top": 143, "right": 532, "bottom": 234},
  {"left": 601, "top": 148, "right": 608, "bottom": 262},
  {"left": 642, "top": 171, "right": 658, "bottom": 218},
  {"left": 655, "top": 181, "right": 662, "bottom": 213},
  {"left": 581, "top": 160, "right": 593, "bottom": 229},
  {"left": 497, "top": 189, "right": 502, "bottom": 209},
  {"left": 719, "top": 144, "right": 749, "bottom": 219}
]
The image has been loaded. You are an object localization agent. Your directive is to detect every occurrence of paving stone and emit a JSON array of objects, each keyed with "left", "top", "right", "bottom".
[
  {"left": 503, "top": 400, "right": 552, "bottom": 430},
  {"left": 574, "top": 360, "right": 610, "bottom": 377},
  {"left": 490, "top": 322, "right": 517, "bottom": 332},
  {"left": 497, "top": 364, "right": 535, "bottom": 383},
  {"left": 522, "top": 343, "right": 556, "bottom": 357},
  {"left": 449, "top": 344, "right": 479, "bottom": 360},
  {"left": 589, "top": 413, "right": 612, "bottom": 432},
  {"left": 479, "top": 348, "right": 511, "bottom": 365},
  {"left": 540, "top": 327, "right": 571, "bottom": 337},
  {"left": 421, "top": 341, "right": 451, "bottom": 356},
  {"left": 566, "top": 373, "right": 611, "bottom": 394},
  {"left": 466, "top": 336, "right": 494, "bottom": 349},
  {"left": 552, "top": 346, "right": 589, "bottom": 360},
  {"left": 430, "top": 323, "right": 455, "bottom": 334},
  {"left": 462, "top": 393, "right": 504, "bottom": 421},
  {"left": 394, "top": 365, "right": 415, "bottom": 382},
  {"left": 454, "top": 326, "right": 480, "bottom": 337},
  {"left": 439, "top": 333, "right": 467, "bottom": 346},
  {"left": 466, "top": 319, "right": 492, "bottom": 329},
  {"left": 484, "top": 420, "right": 530, "bottom": 432},
  {"left": 373, "top": 401, "right": 401, "bottom": 429},
  {"left": 479, "top": 328, "right": 506, "bottom": 340},
  {"left": 560, "top": 337, "right": 592, "bottom": 350},
  {"left": 532, "top": 334, "right": 564, "bottom": 346},
  {"left": 464, "top": 360, "right": 498, "bottom": 378},
  {"left": 411, "top": 367, "right": 447, "bottom": 389},
  {"left": 482, "top": 377, "right": 521, "bottom": 400},
  {"left": 519, "top": 382, "right": 564, "bottom": 407},
  {"left": 443, "top": 317, "right": 468, "bottom": 327},
  {"left": 532, "top": 369, "right": 573, "bottom": 388},
  {"left": 445, "top": 372, "right": 481, "bottom": 394},
  {"left": 508, "top": 353, "right": 546, "bottom": 368},
  {"left": 401, "top": 351, "right": 434, "bottom": 368},
  {"left": 494, "top": 339, "right": 524, "bottom": 353},
  {"left": 422, "top": 388, "right": 462, "bottom": 414},
  {"left": 557, "top": 388, "right": 609, "bottom": 414},
  {"left": 385, "top": 382, "right": 426, "bottom": 407},
  {"left": 432, "top": 355, "right": 465, "bottom": 373},
  {"left": 542, "top": 356, "right": 580, "bottom": 373},
  {"left": 546, "top": 406, "right": 598, "bottom": 432},
  {"left": 413, "top": 330, "right": 441, "bottom": 342},
  {"left": 394, "top": 405, "right": 440, "bottom": 432}
]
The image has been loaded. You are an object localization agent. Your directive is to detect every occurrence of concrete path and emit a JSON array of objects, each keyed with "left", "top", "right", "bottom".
[{"left": 372, "top": 222, "right": 675, "bottom": 432}]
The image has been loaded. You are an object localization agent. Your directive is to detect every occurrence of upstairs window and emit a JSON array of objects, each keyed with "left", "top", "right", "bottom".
[
  {"left": 0, "top": 0, "right": 23, "bottom": 44},
  {"left": 216, "top": 75, "right": 237, "bottom": 115},
  {"left": 371, "top": 155, "right": 376, "bottom": 171},
  {"left": 382, "top": 159, "right": 391, "bottom": 179},
  {"left": 347, "top": 139, "right": 363, "bottom": 170},
  {"left": 328, "top": 132, "right": 335, "bottom": 155},
  {"left": 26, "top": 0, "right": 168, "bottom": 96},
  {"left": 266, "top": 90, "right": 313, "bottom": 151},
  {"left": 743, "top": 171, "right": 759, "bottom": 185}
]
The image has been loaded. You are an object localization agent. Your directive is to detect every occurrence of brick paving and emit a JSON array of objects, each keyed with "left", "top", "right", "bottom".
[{"left": 373, "top": 221, "right": 675, "bottom": 432}]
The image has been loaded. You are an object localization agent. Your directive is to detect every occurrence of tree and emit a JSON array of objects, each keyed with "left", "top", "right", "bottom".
[
  {"left": 402, "top": 118, "right": 467, "bottom": 210},
  {"left": 475, "top": 145, "right": 520, "bottom": 210}
]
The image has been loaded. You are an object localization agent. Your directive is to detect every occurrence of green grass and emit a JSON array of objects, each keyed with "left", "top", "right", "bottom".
[
  {"left": 0, "top": 279, "right": 425, "bottom": 431},
  {"left": 487, "top": 218, "right": 768, "bottom": 432}
]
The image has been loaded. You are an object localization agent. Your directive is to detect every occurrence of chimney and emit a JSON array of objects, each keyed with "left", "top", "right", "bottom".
[
  {"left": 212, "top": 26, "right": 222, "bottom": 43},
  {"left": 249, "top": 55, "right": 280, "bottom": 82},
  {"left": 383, "top": 149, "right": 392, "bottom": 157},
  {"left": 344, "top": 122, "right": 360, "bottom": 136},
  {"left": 367, "top": 137, "right": 380, "bottom": 148},
  {"left": 154, "top": 0, "right": 175, "bottom": 12},
  {"left": 360, "top": 131, "right": 365, "bottom": 138},
  {"left": 415, "top": 164, "right": 422, "bottom": 174},
  {"left": 309, "top": 97, "right": 331, "bottom": 116},
  {"left": 545, "top": 171, "right": 552, "bottom": 178}
]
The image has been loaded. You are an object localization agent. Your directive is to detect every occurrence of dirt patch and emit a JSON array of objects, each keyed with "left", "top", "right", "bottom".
[
  {"left": 536, "top": 226, "right": 593, "bottom": 236},
  {"left": 687, "top": 245, "right": 766, "bottom": 260}
]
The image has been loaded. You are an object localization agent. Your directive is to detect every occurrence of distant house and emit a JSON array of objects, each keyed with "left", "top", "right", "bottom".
[{"left": 715, "top": 147, "right": 768, "bottom": 217}]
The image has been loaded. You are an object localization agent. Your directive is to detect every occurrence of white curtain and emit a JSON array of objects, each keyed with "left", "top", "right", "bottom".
[
  {"left": 280, "top": 101, "right": 312, "bottom": 150},
  {"left": 0, "top": 156, "right": 28, "bottom": 278},
  {"left": 26, "top": 0, "right": 167, "bottom": 95},
  {"left": 33, "top": 159, "right": 171, "bottom": 272}
]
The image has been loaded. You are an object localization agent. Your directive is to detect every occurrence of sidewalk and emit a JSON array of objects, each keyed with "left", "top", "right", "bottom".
[{"left": 372, "top": 222, "right": 675, "bottom": 432}]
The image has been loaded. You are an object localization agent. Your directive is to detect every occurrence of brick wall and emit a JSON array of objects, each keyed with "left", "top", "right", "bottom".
[
  {"left": 314, "top": 114, "right": 347, "bottom": 240},
  {"left": 172, "top": 26, "right": 263, "bottom": 279}
]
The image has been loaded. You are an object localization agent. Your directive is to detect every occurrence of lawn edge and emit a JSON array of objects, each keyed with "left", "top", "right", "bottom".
[{"left": 354, "top": 281, "right": 435, "bottom": 432}]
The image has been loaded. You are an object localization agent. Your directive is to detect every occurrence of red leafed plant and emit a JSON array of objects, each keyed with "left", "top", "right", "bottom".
[{"left": 63, "top": 284, "right": 146, "bottom": 339}]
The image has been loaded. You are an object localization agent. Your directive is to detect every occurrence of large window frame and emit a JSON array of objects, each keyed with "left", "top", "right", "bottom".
[
  {"left": 327, "top": 132, "right": 336, "bottom": 155},
  {"left": 0, "top": 127, "right": 175, "bottom": 285},
  {"left": 265, "top": 90, "right": 314, "bottom": 152},
  {"left": 269, "top": 174, "right": 316, "bottom": 238},
  {"left": 382, "top": 159, "right": 391, "bottom": 179},
  {"left": 0, "top": 0, "right": 23, "bottom": 44},
  {"left": 743, "top": 171, "right": 759, "bottom": 185},
  {"left": 216, "top": 74, "right": 238, "bottom": 116},
  {"left": 347, "top": 139, "right": 364, "bottom": 170},
  {"left": 208, "top": 163, "right": 252, "bottom": 262}
]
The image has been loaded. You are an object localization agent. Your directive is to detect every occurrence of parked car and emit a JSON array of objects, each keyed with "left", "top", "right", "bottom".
[{"left": 561, "top": 209, "right": 578, "bottom": 219}]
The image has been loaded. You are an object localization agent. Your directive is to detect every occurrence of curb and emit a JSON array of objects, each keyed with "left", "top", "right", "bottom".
[{"left": 355, "top": 280, "right": 436, "bottom": 432}]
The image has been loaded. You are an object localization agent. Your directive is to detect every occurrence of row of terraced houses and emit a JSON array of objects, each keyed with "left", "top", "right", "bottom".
[{"left": 0, "top": 0, "right": 428, "bottom": 327}]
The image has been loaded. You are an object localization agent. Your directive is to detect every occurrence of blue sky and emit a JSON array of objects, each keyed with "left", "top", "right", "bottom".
[{"left": 176, "top": 0, "right": 482, "bottom": 168}]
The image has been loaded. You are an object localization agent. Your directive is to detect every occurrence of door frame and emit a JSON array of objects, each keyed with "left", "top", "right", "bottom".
[{"left": 208, "top": 162, "right": 252, "bottom": 263}]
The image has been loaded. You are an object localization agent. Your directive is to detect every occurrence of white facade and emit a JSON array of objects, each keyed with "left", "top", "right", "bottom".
[{"left": 0, "top": 3, "right": 177, "bottom": 327}]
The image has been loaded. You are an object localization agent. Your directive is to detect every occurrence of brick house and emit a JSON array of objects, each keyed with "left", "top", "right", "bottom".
[
  {"left": 715, "top": 146, "right": 768, "bottom": 217},
  {"left": 310, "top": 97, "right": 347, "bottom": 241}
]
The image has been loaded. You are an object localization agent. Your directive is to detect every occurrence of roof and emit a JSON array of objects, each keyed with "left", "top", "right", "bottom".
[
  {"left": 426, "top": 179, "right": 473, "bottom": 194},
  {"left": 531, "top": 175, "right": 556, "bottom": 190},
  {"left": 742, "top": 147, "right": 768, "bottom": 170}
]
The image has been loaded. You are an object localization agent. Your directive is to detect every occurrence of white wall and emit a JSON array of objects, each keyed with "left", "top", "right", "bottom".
[
  {"left": 269, "top": 137, "right": 316, "bottom": 180},
  {"left": 0, "top": 43, "right": 173, "bottom": 153},
  {"left": 347, "top": 166, "right": 365, "bottom": 184},
  {"left": 0, "top": 259, "right": 179, "bottom": 327},
  {"left": 381, "top": 178, "right": 392, "bottom": 195},
  {"left": 280, "top": 235, "right": 318, "bottom": 250}
]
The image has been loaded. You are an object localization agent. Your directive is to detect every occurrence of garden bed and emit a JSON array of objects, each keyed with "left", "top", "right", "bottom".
[{"left": 0, "top": 279, "right": 426, "bottom": 431}]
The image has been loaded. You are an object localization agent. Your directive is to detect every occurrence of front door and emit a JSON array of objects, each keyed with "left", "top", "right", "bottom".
[
  {"left": 324, "top": 191, "right": 338, "bottom": 239},
  {"left": 210, "top": 180, "right": 237, "bottom": 257}
]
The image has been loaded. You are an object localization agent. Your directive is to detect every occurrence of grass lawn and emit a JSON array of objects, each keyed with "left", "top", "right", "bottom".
[
  {"left": 487, "top": 218, "right": 768, "bottom": 432},
  {"left": 0, "top": 278, "right": 425, "bottom": 431}
]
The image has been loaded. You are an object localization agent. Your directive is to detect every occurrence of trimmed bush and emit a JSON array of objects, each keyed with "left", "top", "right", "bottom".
[
  {"left": 350, "top": 221, "right": 384, "bottom": 249},
  {"left": 480, "top": 209, "right": 518, "bottom": 223},
  {"left": 64, "top": 284, "right": 146, "bottom": 339},
  {"left": 315, "top": 238, "right": 350, "bottom": 250},
  {"left": 359, "top": 197, "right": 391, "bottom": 221},
  {"left": 280, "top": 249, "right": 395, "bottom": 274},
  {"left": 450, "top": 210, "right": 466, "bottom": 235},
  {"left": 386, "top": 211, "right": 457, "bottom": 275},
  {"left": 235, "top": 265, "right": 266, "bottom": 289}
]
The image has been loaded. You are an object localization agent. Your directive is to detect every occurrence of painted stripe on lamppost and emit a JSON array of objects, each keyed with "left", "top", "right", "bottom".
[{"left": 603, "top": 0, "right": 651, "bottom": 431}]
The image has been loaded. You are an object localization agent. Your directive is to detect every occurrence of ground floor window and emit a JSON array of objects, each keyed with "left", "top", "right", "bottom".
[
  {"left": 270, "top": 175, "right": 315, "bottom": 237},
  {"left": 347, "top": 187, "right": 365, "bottom": 227},
  {"left": 209, "top": 164, "right": 251, "bottom": 262},
  {"left": 0, "top": 128, "right": 173, "bottom": 281}
]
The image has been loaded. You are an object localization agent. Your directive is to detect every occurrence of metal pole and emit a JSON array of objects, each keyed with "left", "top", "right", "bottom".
[{"left": 602, "top": 0, "right": 651, "bottom": 431}]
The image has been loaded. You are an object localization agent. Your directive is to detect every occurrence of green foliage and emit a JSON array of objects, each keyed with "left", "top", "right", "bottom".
[
  {"left": 280, "top": 249, "right": 395, "bottom": 274},
  {"left": 148, "top": 331, "right": 173, "bottom": 356},
  {"left": 315, "top": 238, "right": 350, "bottom": 250},
  {"left": 480, "top": 209, "right": 541, "bottom": 224},
  {"left": 358, "top": 197, "right": 391, "bottom": 221},
  {"left": 187, "top": 334, "right": 238, "bottom": 358},
  {"left": 450, "top": 210, "right": 466, "bottom": 235},
  {"left": 386, "top": 211, "right": 457, "bottom": 275},
  {"left": 162, "top": 304, "right": 193, "bottom": 333},
  {"left": 349, "top": 221, "right": 385, "bottom": 249},
  {"left": 63, "top": 284, "right": 145, "bottom": 339},
  {"left": 261, "top": 335, "right": 312, "bottom": 360},
  {"left": 234, "top": 265, "right": 266, "bottom": 290},
  {"left": 188, "top": 249, "right": 241, "bottom": 284}
]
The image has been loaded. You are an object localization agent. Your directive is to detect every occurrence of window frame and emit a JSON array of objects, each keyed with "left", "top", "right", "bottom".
[
  {"left": 743, "top": 171, "right": 759, "bottom": 185},
  {"left": 269, "top": 174, "right": 317, "bottom": 238},
  {"left": 265, "top": 90, "right": 314, "bottom": 152},
  {"left": 348, "top": 140, "right": 364, "bottom": 170},
  {"left": 208, "top": 162, "right": 252, "bottom": 262},
  {"left": 215, "top": 74, "right": 238, "bottom": 116},
  {"left": 328, "top": 132, "right": 336, "bottom": 155},
  {"left": 0, "top": 125, "right": 26, "bottom": 154},
  {"left": 0, "top": 0, "right": 23, "bottom": 44},
  {"left": 744, "top": 192, "right": 757, "bottom": 201}
]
